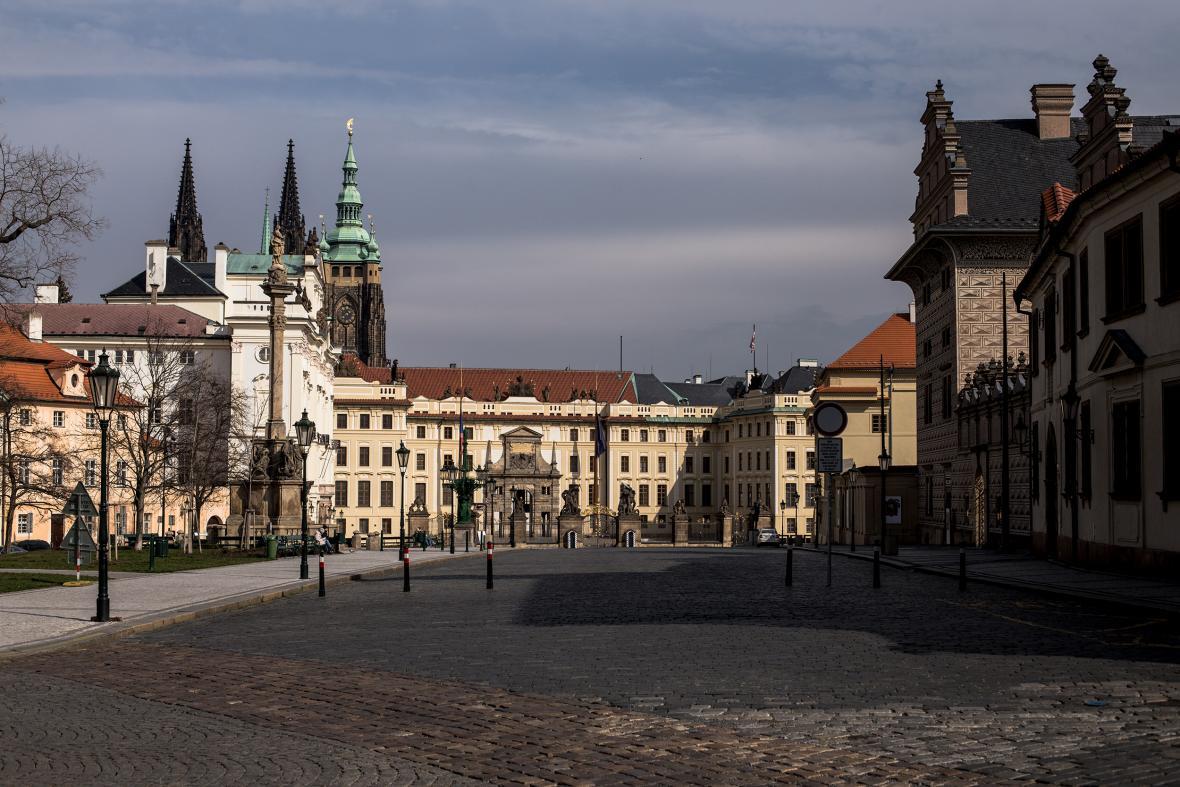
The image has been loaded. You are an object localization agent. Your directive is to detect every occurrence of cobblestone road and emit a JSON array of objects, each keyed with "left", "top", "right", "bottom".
[{"left": 5, "top": 548, "right": 1180, "bottom": 785}]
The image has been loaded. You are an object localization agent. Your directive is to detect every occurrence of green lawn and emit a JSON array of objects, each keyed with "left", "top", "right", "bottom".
[
  {"left": 0, "top": 573, "right": 94, "bottom": 594},
  {"left": 0, "top": 548, "right": 269, "bottom": 573}
]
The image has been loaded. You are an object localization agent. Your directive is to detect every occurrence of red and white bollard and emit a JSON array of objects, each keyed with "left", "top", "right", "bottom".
[
  {"left": 318, "top": 551, "right": 326, "bottom": 598},
  {"left": 486, "top": 540, "right": 494, "bottom": 590},
  {"left": 403, "top": 548, "right": 411, "bottom": 593},
  {"left": 74, "top": 544, "right": 80, "bottom": 582}
]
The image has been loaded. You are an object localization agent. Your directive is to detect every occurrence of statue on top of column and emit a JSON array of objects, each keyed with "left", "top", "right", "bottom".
[{"left": 268, "top": 225, "right": 288, "bottom": 285}]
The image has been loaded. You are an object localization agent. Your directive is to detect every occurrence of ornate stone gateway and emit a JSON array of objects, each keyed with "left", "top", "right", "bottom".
[
  {"left": 482, "top": 427, "right": 560, "bottom": 545},
  {"left": 582, "top": 503, "right": 617, "bottom": 548}
]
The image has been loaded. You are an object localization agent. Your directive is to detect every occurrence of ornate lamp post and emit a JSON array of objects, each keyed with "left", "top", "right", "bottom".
[
  {"left": 87, "top": 352, "right": 120, "bottom": 622},
  {"left": 293, "top": 410, "right": 316, "bottom": 579},
  {"left": 478, "top": 467, "right": 497, "bottom": 549},
  {"left": 396, "top": 440, "right": 410, "bottom": 556},
  {"left": 878, "top": 450, "right": 891, "bottom": 550},
  {"left": 444, "top": 456, "right": 486, "bottom": 553}
]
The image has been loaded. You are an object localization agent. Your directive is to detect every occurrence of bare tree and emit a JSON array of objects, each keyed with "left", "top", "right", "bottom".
[
  {"left": 0, "top": 380, "right": 74, "bottom": 550},
  {"left": 0, "top": 134, "right": 103, "bottom": 302}
]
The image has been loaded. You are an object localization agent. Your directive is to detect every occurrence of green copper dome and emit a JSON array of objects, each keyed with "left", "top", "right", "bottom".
[{"left": 323, "top": 132, "right": 379, "bottom": 263}]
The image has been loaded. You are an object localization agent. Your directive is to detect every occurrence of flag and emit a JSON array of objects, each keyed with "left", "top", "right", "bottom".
[
  {"left": 594, "top": 410, "right": 607, "bottom": 458},
  {"left": 749, "top": 325, "right": 756, "bottom": 354}
]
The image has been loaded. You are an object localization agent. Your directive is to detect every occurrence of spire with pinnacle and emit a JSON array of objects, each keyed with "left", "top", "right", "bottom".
[
  {"left": 275, "top": 139, "right": 306, "bottom": 257},
  {"left": 260, "top": 187, "right": 271, "bottom": 254},
  {"left": 168, "top": 138, "right": 208, "bottom": 262}
]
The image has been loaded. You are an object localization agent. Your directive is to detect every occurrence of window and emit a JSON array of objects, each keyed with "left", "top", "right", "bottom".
[
  {"left": 805, "top": 451, "right": 815, "bottom": 471},
  {"left": 702, "top": 483, "right": 712, "bottom": 507},
  {"left": 702, "top": 430, "right": 711, "bottom": 444},
  {"left": 702, "top": 456, "right": 711, "bottom": 474},
  {"left": 443, "top": 453, "right": 453, "bottom": 469},
  {"left": 685, "top": 456, "right": 694, "bottom": 474},
  {"left": 639, "top": 484, "right": 650, "bottom": 506},
  {"left": 382, "top": 446, "right": 392, "bottom": 466},
  {"left": 640, "top": 429, "right": 649, "bottom": 443},
  {"left": 871, "top": 413, "right": 888, "bottom": 433},
  {"left": 444, "top": 426, "right": 453, "bottom": 440},
  {"left": 784, "top": 481, "right": 798, "bottom": 505},
  {"left": 416, "top": 425, "right": 426, "bottom": 439},
  {"left": 924, "top": 338, "right": 933, "bottom": 358},
  {"left": 115, "top": 508, "right": 126, "bottom": 534},
  {"left": 359, "top": 518, "right": 370, "bottom": 533},
  {"left": 787, "top": 451, "right": 796, "bottom": 470},
  {"left": 620, "top": 428, "right": 630, "bottom": 442},
  {"left": 724, "top": 430, "right": 730, "bottom": 443},
  {"left": 924, "top": 383, "right": 933, "bottom": 424},
  {"left": 177, "top": 453, "right": 191, "bottom": 484},
  {"left": 724, "top": 456, "right": 730, "bottom": 473},
  {"left": 381, "top": 518, "right": 392, "bottom": 534},
  {"left": 116, "top": 460, "right": 127, "bottom": 486},
  {"left": 941, "top": 266, "right": 951, "bottom": 291},
  {"left": 656, "top": 484, "right": 668, "bottom": 505},
  {"left": 337, "top": 445, "right": 347, "bottom": 466},
  {"left": 19, "top": 408, "right": 31, "bottom": 426},
  {"left": 639, "top": 455, "right": 649, "bottom": 473},
  {"left": 464, "top": 427, "right": 473, "bottom": 441},
  {"left": 1044, "top": 287, "right": 1057, "bottom": 365},
  {"left": 337, "top": 412, "right": 348, "bottom": 429},
  {"left": 178, "top": 398, "right": 194, "bottom": 426},
  {"left": 755, "top": 423, "right": 761, "bottom": 437},
  {"left": 941, "top": 326, "right": 951, "bottom": 348},
  {"left": 738, "top": 453, "right": 743, "bottom": 471},
  {"left": 357, "top": 481, "right": 371, "bottom": 507},
  {"left": 52, "top": 411, "right": 64, "bottom": 428},
  {"left": 755, "top": 452, "right": 760, "bottom": 471},
  {"left": 738, "top": 424, "right": 744, "bottom": 439},
  {"left": 179, "top": 349, "right": 195, "bottom": 365},
  {"left": 1111, "top": 400, "right": 1141, "bottom": 499},
  {"left": 443, "top": 486, "right": 453, "bottom": 506},
  {"left": 415, "top": 482, "right": 426, "bottom": 505},
  {"left": 335, "top": 480, "right": 348, "bottom": 507},
  {"left": 569, "top": 454, "right": 580, "bottom": 474},
  {"left": 1162, "top": 196, "right": 1180, "bottom": 301},
  {"left": 359, "top": 413, "right": 371, "bottom": 429},
  {"left": 570, "top": 428, "right": 579, "bottom": 442},
  {"left": 684, "top": 484, "right": 695, "bottom": 507},
  {"left": 942, "top": 376, "right": 953, "bottom": 419},
  {"left": 1104, "top": 215, "right": 1144, "bottom": 319},
  {"left": 359, "top": 446, "right": 370, "bottom": 467},
  {"left": 657, "top": 429, "right": 667, "bottom": 442},
  {"left": 805, "top": 482, "right": 818, "bottom": 504},
  {"left": 415, "top": 453, "right": 426, "bottom": 471},
  {"left": 620, "top": 455, "right": 630, "bottom": 473},
  {"left": 52, "top": 457, "right": 63, "bottom": 486},
  {"left": 1080, "top": 400, "right": 1092, "bottom": 499},
  {"left": 17, "top": 513, "right": 31, "bottom": 535},
  {"left": 382, "top": 413, "right": 393, "bottom": 429},
  {"left": 658, "top": 456, "right": 667, "bottom": 473},
  {"left": 85, "top": 459, "right": 97, "bottom": 486},
  {"left": 785, "top": 420, "right": 796, "bottom": 435},
  {"left": 1079, "top": 248, "right": 1091, "bottom": 335},
  {"left": 1163, "top": 382, "right": 1180, "bottom": 501}
]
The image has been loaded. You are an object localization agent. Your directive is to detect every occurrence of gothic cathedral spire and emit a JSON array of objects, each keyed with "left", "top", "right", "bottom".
[
  {"left": 275, "top": 139, "right": 307, "bottom": 258},
  {"left": 168, "top": 138, "right": 208, "bottom": 262}
]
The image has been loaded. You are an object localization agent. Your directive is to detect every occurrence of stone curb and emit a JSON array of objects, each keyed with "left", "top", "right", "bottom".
[
  {"left": 0, "top": 551, "right": 481, "bottom": 662},
  {"left": 795, "top": 545, "right": 1180, "bottom": 618}
]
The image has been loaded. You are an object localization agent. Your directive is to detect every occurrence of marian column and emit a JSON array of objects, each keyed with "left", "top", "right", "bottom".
[{"left": 262, "top": 225, "right": 295, "bottom": 441}]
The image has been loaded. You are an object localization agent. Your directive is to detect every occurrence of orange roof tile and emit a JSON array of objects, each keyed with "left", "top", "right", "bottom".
[
  {"left": 826, "top": 314, "right": 916, "bottom": 370},
  {"left": 0, "top": 323, "right": 137, "bottom": 406},
  {"left": 1041, "top": 182, "right": 1076, "bottom": 224}
]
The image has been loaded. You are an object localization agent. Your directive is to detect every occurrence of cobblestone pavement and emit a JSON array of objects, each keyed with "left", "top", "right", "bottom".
[{"left": 6, "top": 548, "right": 1180, "bottom": 785}]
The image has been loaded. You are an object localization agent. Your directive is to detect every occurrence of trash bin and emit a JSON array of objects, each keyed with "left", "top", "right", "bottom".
[
  {"left": 155, "top": 538, "right": 169, "bottom": 558},
  {"left": 265, "top": 535, "right": 278, "bottom": 560}
]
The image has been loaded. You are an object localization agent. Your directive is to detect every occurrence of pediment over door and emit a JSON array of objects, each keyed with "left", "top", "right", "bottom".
[{"left": 1088, "top": 329, "right": 1146, "bottom": 377}]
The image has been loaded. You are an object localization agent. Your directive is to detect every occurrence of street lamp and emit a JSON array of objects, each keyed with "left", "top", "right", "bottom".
[
  {"left": 87, "top": 351, "right": 120, "bottom": 622},
  {"left": 294, "top": 409, "right": 315, "bottom": 580},
  {"left": 878, "top": 450, "right": 891, "bottom": 551},
  {"left": 396, "top": 440, "right": 410, "bottom": 556}
]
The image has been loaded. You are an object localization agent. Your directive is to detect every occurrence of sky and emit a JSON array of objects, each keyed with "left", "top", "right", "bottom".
[{"left": 1, "top": 0, "right": 1178, "bottom": 380}]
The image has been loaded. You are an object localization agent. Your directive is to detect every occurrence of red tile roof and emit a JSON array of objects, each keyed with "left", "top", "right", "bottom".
[
  {"left": 345, "top": 356, "right": 636, "bottom": 402},
  {"left": 826, "top": 314, "right": 916, "bottom": 370},
  {"left": 1041, "top": 182, "right": 1076, "bottom": 224},
  {"left": 0, "top": 323, "right": 90, "bottom": 404},
  {"left": 3, "top": 303, "right": 217, "bottom": 338}
]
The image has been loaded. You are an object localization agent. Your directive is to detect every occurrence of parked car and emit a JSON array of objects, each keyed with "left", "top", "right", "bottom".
[
  {"left": 755, "top": 527, "right": 780, "bottom": 547},
  {"left": 14, "top": 539, "right": 51, "bottom": 551}
]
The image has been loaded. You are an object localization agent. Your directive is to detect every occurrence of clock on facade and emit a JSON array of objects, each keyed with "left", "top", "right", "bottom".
[{"left": 337, "top": 303, "right": 356, "bottom": 325}]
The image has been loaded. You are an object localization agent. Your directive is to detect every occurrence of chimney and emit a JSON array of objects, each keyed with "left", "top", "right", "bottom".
[
  {"left": 909, "top": 301, "right": 917, "bottom": 323},
  {"left": 24, "top": 309, "right": 43, "bottom": 342},
  {"left": 1030, "top": 84, "right": 1075, "bottom": 140},
  {"left": 145, "top": 239, "right": 168, "bottom": 302},
  {"left": 693, "top": 374, "right": 703, "bottom": 384},
  {"left": 34, "top": 284, "right": 59, "bottom": 304}
]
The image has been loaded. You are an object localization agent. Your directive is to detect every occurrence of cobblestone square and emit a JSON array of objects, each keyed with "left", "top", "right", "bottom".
[{"left": 5, "top": 548, "right": 1180, "bottom": 784}]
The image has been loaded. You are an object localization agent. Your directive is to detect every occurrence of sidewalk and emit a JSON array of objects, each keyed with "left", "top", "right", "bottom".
[
  {"left": 0, "top": 546, "right": 476, "bottom": 657},
  {"left": 803, "top": 544, "right": 1180, "bottom": 615}
]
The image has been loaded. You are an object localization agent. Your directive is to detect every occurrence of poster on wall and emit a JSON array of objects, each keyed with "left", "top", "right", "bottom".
[{"left": 885, "top": 496, "right": 902, "bottom": 525}]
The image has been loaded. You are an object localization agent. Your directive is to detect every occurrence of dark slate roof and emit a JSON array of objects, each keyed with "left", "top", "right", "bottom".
[
  {"left": 184, "top": 261, "right": 216, "bottom": 287},
  {"left": 102, "top": 257, "right": 223, "bottom": 299},
  {"left": 663, "top": 380, "right": 735, "bottom": 407},
  {"left": 767, "top": 365, "right": 823, "bottom": 394},
  {"left": 634, "top": 373, "right": 682, "bottom": 405},
  {"left": 947, "top": 118, "right": 1081, "bottom": 228},
  {"left": 1129, "top": 116, "right": 1180, "bottom": 151}
]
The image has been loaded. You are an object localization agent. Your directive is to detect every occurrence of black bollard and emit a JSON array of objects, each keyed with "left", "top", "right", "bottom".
[
  {"left": 873, "top": 548, "right": 881, "bottom": 588},
  {"left": 465, "top": 530, "right": 470, "bottom": 553},
  {"left": 486, "top": 540, "right": 494, "bottom": 590},
  {"left": 959, "top": 548, "right": 967, "bottom": 592},
  {"left": 318, "top": 551, "right": 326, "bottom": 598},
  {"left": 786, "top": 546, "right": 793, "bottom": 587},
  {"left": 403, "top": 550, "right": 411, "bottom": 593}
]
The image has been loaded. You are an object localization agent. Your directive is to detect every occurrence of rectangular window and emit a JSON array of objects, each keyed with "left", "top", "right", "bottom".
[
  {"left": 784, "top": 481, "right": 797, "bottom": 505},
  {"left": 702, "top": 484, "right": 712, "bottom": 507},
  {"left": 639, "top": 484, "right": 650, "bottom": 506},
  {"left": 84, "top": 459, "right": 97, "bottom": 486},
  {"left": 785, "top": 421, "right": 796, "bottom": 435},
  {"left": 335, "top": 480, "right": 348, "bottom": 507},
  {"left": 337, "top": 412, "right": 347, "bottom": 429},
  {"left": 724, "top": 455, "right": 730, "bottom": 473},
  {"left": 702, "top": 430, "right": 711, "bottom": 444},
  {"left": 382, "top": 413, "right": 393, "bottom": 429},
  {"left": 639, "top": 455, "right": 649, "bottom": 473},
  {"left": 685, "top": 456, "right": 694, "bottom": 474},
  {"left": 359, "top": 413, "right": 371, "bottom": 429},
  {"left": 684, "top": 484, "right": 695, "bottom": 507},
  {"left": 871, "top": 413, "right": 888, "bottom": 433},
  {"left": 941, "top": 326, "right": 951, "bottom": 348},
  {"left": 464, "top": 427, "right": 473, "bottom": 441},
  {"left": 444, "top": 426, "right": 453, "bottom": 440},
  {"left": 17, "top": 513, "right": 31, "bottom": 535},
  {"left": 381, "top": 446, "right": 392, "bottom": 466},
  {"left": 924, "top": 384, "right": 933, "bottom": 424},
  {"left": 1111, "top": 400, "right": 1142, "bottom": 499},
  {"left": 52, "top": 457, "right": 63, "bottom": 486},
  {"left": 620, "top": 455, "right": 630, "bottom": 473},
  {"left": 702, "top": 456, "right": 711, "bottom": 474},
  {"left": 443, "top": 486, "right": 453, "bottom": 506},
  {"left": 1163, "top": 382, "right": 1180, "bottom": 501},
  {"left": 53, "top": 411, "right": 64, "bottom": 428},
  {"left": 658, "top": 456, "right": 667, "bottom": 473},
  {"left": 380, "top": 480, "right": 394, "bottom": 507},
  {"left": 755, "top": 452, "right": 760, "bottom": 471},
  {"left": 1080, "top": 400, "right": 1092, "bottom": 499},
  {"left": 116, "top": 460, "right": 127, "bottom": 486},
  {"left": 1162, "top": 196, "right": 1180, "bottom": 301},
  {"left": 658, "top": 429, "right": 667, "bottom": 442},
  {"left": 1104, "top": 215, "right": 1145, "bottom": 319},
  {"left": 357, "top": 481, "right": 371, "bottom": 507},
  {"left": 415, "top": 482, "right": 426, "bottom": 505},
  {"left": 359, "top": 446, "right": 370, "bottom": 467},
  {"left": 787, "top": 451, "right": 796, "bottom": 470},
  {"left": 179, "top": 349, "right": 195, "bottom": 365},
  {"left": 942, "top": 376, "right": 953, "bottom": 419},
  {"left": 686, "top": 429, "right": 694, "bottom": 444},
  {"left": 738, "top": 453, "right": 743, "bottom": 471},
  {"left": 569, "top": 454, "right": 580, "bottom": 474},
  {"left": 805, "top": 483, "right": 818, "bottom": 504},
  {"left": 337, "top": 445, "right": 347, "bottom": 466},
  {"left": 656, "top": 484, "right": 668, "bottom": 505},
  {"left": 19, "top": 408, "right": 31, "bottom": 426},
  {"left": 805, "top": 451, "right": 815, "bottom": 471},
  {"left": 443, "top": 453, "right": 453, "bottom": 469},
  {"left": 416, "top": 425, "right": 426, "bottom": 439},
  {"left": 415, "top": 453, "right": 426, "bottom": 471},
  {"left": 640, "top": 429, "right": 649, "bottom": 443},
  {"left": 620, "top": 428, "right": 630, "bottom": 442}
]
